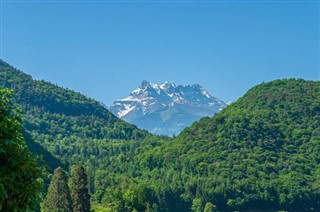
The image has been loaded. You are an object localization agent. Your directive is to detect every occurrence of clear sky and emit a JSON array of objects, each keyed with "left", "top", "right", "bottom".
[{"left": 1, "top": 0, "right": 319, "bottom": 106}]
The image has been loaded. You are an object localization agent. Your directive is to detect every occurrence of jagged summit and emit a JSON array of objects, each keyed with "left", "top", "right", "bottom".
[{"left": 110, "top": 81, "right": 226, "bottom": 136}]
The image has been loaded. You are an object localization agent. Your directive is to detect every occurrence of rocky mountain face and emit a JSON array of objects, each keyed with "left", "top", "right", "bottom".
[{"left": 110, "top": 80, "right": 226, "bottom": 136}]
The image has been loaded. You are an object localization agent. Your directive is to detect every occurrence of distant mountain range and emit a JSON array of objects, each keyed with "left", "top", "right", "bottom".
[{"left": 110, "top": 80, "right": 227, "bottom": 135}]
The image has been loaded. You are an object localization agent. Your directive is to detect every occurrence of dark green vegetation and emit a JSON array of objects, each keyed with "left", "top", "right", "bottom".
[
  {"left": 1, "top": 60, "right": 319, "bottom": 211},
  {"left": 71, "top": 164, "right": 91, "bottom": 212},
  {"left": 94, "top": 79, "right": 320, "bottom": 211},
  {"left": 0, "top": 60, "right": 165, "bottom": 210},
  {"left": 42, "top": 165, "right": 91, "bottom": 212},
  {"left": 0, "top": 59, "right": 154, "bottom": 179},
  {"left": 0, "top": 88, "right": 42, "bottom": 211},
  {"left": 144, "top": 79, "right": 320, "bottom": 211},
  {"left": 42, "top": 167, "right": 73, "bottom": 212}
]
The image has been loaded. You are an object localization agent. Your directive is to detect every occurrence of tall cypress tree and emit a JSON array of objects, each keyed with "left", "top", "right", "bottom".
[
  {"left": 42, "top": 167, "right": 73, "bottom": 212},
  {"left": 71, "top": 164, "right": 91, "bottom": 212}
]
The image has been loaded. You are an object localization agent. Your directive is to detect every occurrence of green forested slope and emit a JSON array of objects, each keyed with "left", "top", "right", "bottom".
[
  {"left": 0, "top": 60, "right": 161, "bottom": 196},
  {"left": 0, "top": 60, "right": 151, "bottom": 157},
  {"left": 0, "top": 60, "right": 148, "bottom": 141},
  {"left": 78, "top": 79, "right": 320, "bottom": 212},
  {"left": 131, "top": 79, "right": 319, "bottom": 211},
  {"left": 1, "top": 60, "right": 319, "bottom": 211}
]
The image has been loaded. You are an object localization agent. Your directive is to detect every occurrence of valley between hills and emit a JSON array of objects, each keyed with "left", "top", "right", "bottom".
[{"left": 0, "top": 60, "right": 319, "bottom": 211}]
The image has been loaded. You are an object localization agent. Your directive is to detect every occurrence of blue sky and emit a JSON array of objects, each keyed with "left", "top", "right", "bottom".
[{"left": 1, "top": 1, "right": 319, "bottom": 106}]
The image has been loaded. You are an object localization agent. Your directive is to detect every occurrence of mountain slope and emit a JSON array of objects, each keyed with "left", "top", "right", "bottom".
[
  {"left": 0, "top": 60, "right": 156, "bottom": 192},
  {"left": 0, "top": 60, "right": 149, "bottom": 142},
  {"left": 110, "top": 80, "right": 226, "bottom": 135},
  {"left": 125, "top": 79, "right": 320, "bottom": 211}
]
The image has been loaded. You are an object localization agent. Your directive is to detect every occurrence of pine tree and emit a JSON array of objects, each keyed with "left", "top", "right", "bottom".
[
  {"left": 71, "top": 164, "right": 91, "bottom": 212},
  {"left": 42, "top": 167, "right": 73, "bottom": 212}
]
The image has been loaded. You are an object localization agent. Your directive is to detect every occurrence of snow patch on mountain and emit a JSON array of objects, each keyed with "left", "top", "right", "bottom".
[{"left": 110, "top": 80, "right": 227, "bottom": 136}]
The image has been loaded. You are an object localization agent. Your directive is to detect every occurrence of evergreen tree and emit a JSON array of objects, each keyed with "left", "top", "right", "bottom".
[
  {"left": 204, "top": 202, "right": 217, "bottom": 212},
  {"left": 191, "top": 198, "right": 203, "bottom": 212},
  {"left": 0, "top": 88, "right": 42, "bottom": 211},
  {"left": 71, "top": 164, "right": 91, "bottom": 212},
  {"left": 42, "top": 167, "right": 73, "bottom": 212}
]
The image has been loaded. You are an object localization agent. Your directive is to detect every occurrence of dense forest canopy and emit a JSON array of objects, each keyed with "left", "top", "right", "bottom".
[
  {"left": 0, "top": 60, "right": 166, "bottom": 209},
  {"left": 1, "top": 60, "right": 319, "bottom": 211},
  {"left": 169, "top": 79, "right": 320, "bottom": 211},
  {"left": 0, "top": 60, "right": 154, "bottom": 166},
  {"left": 102, "top": 78, "right": 320, "bottom": 211},
  {"left": 0, "top": 87, "right": 42, "bottom": 211}
]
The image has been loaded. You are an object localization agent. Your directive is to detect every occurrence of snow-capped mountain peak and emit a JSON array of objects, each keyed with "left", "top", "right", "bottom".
[{"left": 110, "top": 81, "right": 227, "bottom": 136}]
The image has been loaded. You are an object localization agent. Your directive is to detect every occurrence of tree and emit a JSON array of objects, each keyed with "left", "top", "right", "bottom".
[
  {"left": 42, "top": 167, "right": 73, "bottom": 212},
  {"left": 0, "top": 88, "right": 42, "bottom": 211},
  {"left": 204, "top": 202, "right": 217, "bottom": 212},
  {"left": 191, "top": 198, "right": 203, "bottom": 212},
  {"left": 71, "top": 164, "right": 91, "bottom": 212}
]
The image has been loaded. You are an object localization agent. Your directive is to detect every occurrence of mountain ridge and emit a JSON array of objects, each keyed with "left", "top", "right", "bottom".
[
  {"left": 0, "top": 59, "right": 151, "bottom": 163},
  {"left": 110, "top": 80, "right": 226, "bottom": 135}
]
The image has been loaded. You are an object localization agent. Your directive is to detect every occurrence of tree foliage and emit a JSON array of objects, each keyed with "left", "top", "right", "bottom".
[
  {"left": 204, "top": 202, "right": 217, "bottom": 212},
  {"left": 42, "top": 167, "right": 73, "bottom": 212},
  {"left": 0, "top": 87, "right": 42, "bottom": 211},
  {"left": 71, "top": 164, "right": 91, "bottom": 212}
]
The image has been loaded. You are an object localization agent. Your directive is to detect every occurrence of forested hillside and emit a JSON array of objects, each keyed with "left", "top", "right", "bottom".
[
  {"left": 0, "top": 60, "right": 152, "bottom": 155},
  {"left": 1, "top": 60, "right": 319, "bottom": 211},
  {"left": 0, "top": 60, "right": 163, "bottom": 197},
  {"left": 130, "top": 79, "right": 320, "bottom": 211},
  {"left": 92, "top": 79, "right": 319, "bottom": 211}
]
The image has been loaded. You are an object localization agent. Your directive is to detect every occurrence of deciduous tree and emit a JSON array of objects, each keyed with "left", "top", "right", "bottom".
[{"left": 0, "top": 88, "right": 42, "bottom": 211}]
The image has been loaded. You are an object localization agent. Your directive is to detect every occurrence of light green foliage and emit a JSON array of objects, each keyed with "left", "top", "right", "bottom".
[
  {"left": 204, "top": 202, "right": 217, "bottom": 212},
  {"left": 91, "top": 203, "right": 111, "bottom": 212},
  {"left": 191, "top": 198, "right": 203, "bottom": 212},
  {"left": 0, "top": 87, "right": 42, "bottom": 211}
]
